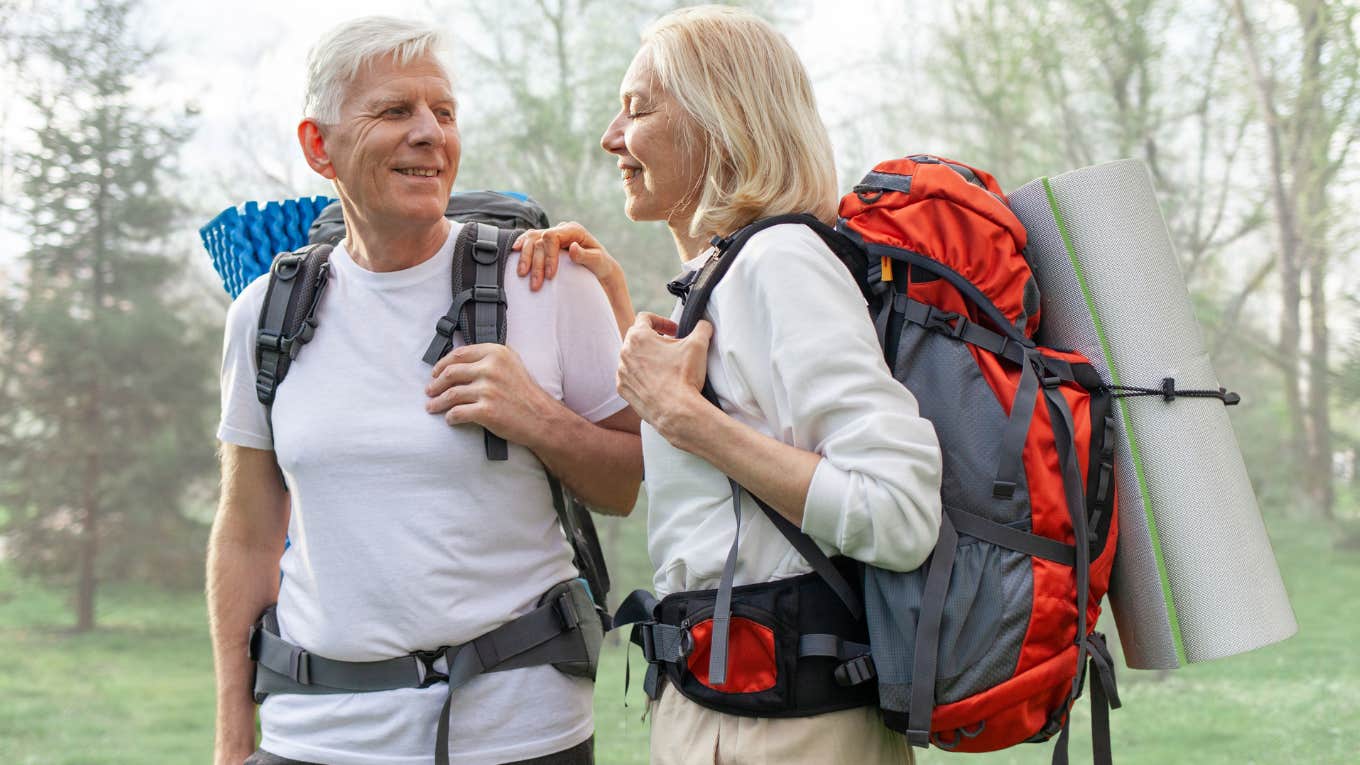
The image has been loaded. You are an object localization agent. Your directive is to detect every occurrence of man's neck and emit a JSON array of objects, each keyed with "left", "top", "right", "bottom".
[{"left": 344, "top": 215, "right": 452, "bottom": 273}]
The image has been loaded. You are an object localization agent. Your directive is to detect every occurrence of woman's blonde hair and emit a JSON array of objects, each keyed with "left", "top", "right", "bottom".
[{"left": 641, "top": 5, "right": 838, "bottom": 237}]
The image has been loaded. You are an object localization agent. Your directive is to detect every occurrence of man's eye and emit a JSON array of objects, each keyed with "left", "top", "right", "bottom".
[
  {"left": 383, "top": 107, "right": 408, "bottom": 117},
  {"left": 627, "top": 110, "right": 648, "bottom": 119}
]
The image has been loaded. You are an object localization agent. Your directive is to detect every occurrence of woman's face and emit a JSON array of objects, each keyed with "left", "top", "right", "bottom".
[{"left": 601, "top": 48, "right": 705, "bottom": 226}]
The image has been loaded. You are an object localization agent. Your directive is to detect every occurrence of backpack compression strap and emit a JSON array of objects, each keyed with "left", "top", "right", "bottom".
[
  {"left": 255, "top": 244, "right": 334, "bottom": 426},
  {"left": 423, "top": 222, "right": 513, "bottom": 460},
  {"left": 674, "top": 213, "right": 864, "bottom": 686}
]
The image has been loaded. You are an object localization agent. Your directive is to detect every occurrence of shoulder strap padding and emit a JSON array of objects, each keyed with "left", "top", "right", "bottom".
[{"left": 256, "top": 243, "right": 333, "bottom": 409}]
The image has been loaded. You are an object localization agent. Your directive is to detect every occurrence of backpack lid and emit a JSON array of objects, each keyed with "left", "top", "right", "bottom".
[{"left": 838, "top": 155, "right": 1039, "bottom": 337}]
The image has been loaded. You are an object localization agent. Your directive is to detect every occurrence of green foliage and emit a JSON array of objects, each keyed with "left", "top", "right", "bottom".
[{"left": 0, "top": 0, "right": 217, "bottom": 618}]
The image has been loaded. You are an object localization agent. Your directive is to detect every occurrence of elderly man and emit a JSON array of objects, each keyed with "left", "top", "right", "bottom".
[{"left": 207, "top": 17, "right": 641, "bottom": 765}]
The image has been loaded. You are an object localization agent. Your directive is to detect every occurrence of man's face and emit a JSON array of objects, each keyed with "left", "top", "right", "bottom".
[{"left": 314, "top": 52, "right": 460, "bottom": 230}]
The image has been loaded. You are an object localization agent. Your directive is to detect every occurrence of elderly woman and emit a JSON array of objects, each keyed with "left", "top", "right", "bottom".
[{"left": 519, "top": 6, "right": 942, "bottom": 764}]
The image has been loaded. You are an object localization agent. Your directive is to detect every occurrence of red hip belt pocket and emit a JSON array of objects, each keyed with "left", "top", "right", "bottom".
[{"left": 686, "top": 615, "right": 779, "bottom": 693}]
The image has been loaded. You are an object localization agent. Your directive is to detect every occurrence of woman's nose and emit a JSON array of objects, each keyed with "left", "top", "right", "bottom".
[{"left": 600, "top": 112, "right": 626, "bottom": 154}]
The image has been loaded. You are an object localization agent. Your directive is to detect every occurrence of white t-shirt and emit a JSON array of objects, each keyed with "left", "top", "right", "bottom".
[
  {"left": 218, "top": 223, "right": 627, "bottom": 765},
  {"left": 644, "top": 223, "right": 943, "bottom": 598}
]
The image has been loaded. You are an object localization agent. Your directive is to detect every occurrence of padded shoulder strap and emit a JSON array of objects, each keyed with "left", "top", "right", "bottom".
[
  {"left": 422, "top": 222, "right": 514, "bottom": 460},
  {"left": 255, "top": 243, "right": 333, "bottom": 424},
  {"left": 673, "top": 215, "right": 863, "bottom": 684}
]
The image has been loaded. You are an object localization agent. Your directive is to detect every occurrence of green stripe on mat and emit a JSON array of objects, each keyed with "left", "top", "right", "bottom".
[{"left": 1042, "top": 176, "right": 1187, "bottom": 665}]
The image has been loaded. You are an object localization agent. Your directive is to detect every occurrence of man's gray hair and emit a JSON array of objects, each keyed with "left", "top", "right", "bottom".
[{"left": 304, "top": 16, "right": 451, "bottom": 124}]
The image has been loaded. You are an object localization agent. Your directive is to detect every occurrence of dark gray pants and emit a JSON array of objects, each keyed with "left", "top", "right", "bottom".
[{"left": 244, "top": 735, "right": 594, "bottom": 765}]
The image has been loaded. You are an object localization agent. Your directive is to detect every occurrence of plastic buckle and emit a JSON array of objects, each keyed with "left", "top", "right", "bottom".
[
  {"left": 256, "top": 330, "right": 286, "bottom": 354},
  {"left": 288, "top": 646, "right": 311, "bottom": 685},
  {"left": 472, "top": 236, "right": 500, "bottom": 264},
  {"left": 923, "top": 308, "right": 960, "bottom": 334},
  {"left": 834, "top": 654, "right": 876, "bottom": 687},
  {"left": 949, "top": 314, "right": 971, "bottom": 340},
  {"left": 472, "top": 285, "right": 505, "bottom": 304},
  {"left": 415, "top": 648, "right": 449, "bottom": 688},
  {"left": 434, "top": 315, "right": 457, "bottom": 338},
  {"left": 554, "top": 593, "right": 580, "bottom": 631},
  {"left": 274, "top": 256, "right": 302, "bottom": 281},
  {"left": 639, "top": 623, "right": 658, "bottom": 663},
  {"left": 254, "top": 370, "right": 277, "bottom": 404},
  {"left": 246, "top": 623, "right": 262, "bottom": 661}
]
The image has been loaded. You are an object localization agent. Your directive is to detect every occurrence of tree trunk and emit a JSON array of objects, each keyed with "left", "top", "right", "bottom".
[
  {"left": 1230, "top": 0, "right": 1310, "bottom": 510},
  {"left": 76, "top": 439, "right": 100, "bottom": 632}
]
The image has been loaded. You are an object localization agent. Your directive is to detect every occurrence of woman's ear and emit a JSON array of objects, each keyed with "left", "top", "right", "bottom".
[{"left": 298, "top": 119, "right": 337, "bottom": 180}]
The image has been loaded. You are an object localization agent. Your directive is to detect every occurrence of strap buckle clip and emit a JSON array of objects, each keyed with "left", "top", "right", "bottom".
[
  {"left": 472, "top": 285, "right": 506, "bottom": 304},
  {"left": 553, "top": 593, "right": 580, "bottom": 631},
  {"left": 834, "top": 653, "right": 876, "bottom": 687},
  {"left": 415, "top": 648, "right": 449, "bottom": 688}
]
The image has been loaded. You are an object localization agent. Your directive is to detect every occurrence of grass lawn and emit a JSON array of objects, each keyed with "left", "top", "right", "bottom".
[{"left": 1, "top": 513, "right": 1355, "bottom": 764}]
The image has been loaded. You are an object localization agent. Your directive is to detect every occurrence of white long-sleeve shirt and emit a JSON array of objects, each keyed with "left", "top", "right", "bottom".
[{"left": 645, "top": 222, "right": 943, "bottom": 598}]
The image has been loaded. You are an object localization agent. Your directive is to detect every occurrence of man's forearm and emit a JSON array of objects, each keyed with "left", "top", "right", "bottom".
[
  {"left": 207, "top": 526, "right": 283, "bottom": 763},
  {"left": 529, "top": 404, "right": 642, "bottom": 514}
]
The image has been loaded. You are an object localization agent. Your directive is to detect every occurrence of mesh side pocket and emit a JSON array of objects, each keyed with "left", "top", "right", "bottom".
[{"left": 865, "top": 532, "right": 1032, "bottom": 714}]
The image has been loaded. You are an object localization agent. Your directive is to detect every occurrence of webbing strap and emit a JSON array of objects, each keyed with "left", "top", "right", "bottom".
[
  {"left": 251, "top": 586, "right": 590, "bottom": 765},
  {"left": 900, "top": 299, "right": 1078, "bottom": 384},
  {"left": 854, "top": 170, "right": 913, "bottom": 196},
  {"left": 945, "top": 506, "right": 1076, "bottom": 567},
  {"left": 1046, "top": 386, "right": 1092, "bottom": 671},
  {"left": 906, "top": 511, "right": 959, "bottom": 747},
  {"left": 749, "top": 494, "right": 861, "bottom": 619},
  {"left": 422, "top": 223, "right": 511, "bottom": 461},
  {"left": 707, "top": 477, "right": 744, "bottom": 686},
  {"left": 993, "top": 349, "right": 1044, "bottom": 500},
  {"left": 798, "top": 634, "right": 871, "bottom": 661}
]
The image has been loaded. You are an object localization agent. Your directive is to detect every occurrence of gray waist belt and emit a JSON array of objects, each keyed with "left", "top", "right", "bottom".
[{"left": 247, "top": 578, "right": 603, "bottom": 765}]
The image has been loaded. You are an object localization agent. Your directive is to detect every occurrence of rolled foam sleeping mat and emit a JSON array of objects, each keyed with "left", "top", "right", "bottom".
[{"left": 1008, "top": 159, "right": 1296, "bottom": 669}]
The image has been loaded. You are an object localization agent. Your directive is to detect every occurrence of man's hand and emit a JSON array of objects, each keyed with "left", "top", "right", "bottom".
[{"left": 425, "top": 343, "right": 559, "bottom": 449}]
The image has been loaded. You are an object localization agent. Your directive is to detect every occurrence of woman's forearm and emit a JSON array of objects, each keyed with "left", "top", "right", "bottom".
[
  {"left": 662, "top": 390, "right": 819, "bottom": 526},
  {"left": 599, "top": 268, "right": 636, "bottom": 339}
]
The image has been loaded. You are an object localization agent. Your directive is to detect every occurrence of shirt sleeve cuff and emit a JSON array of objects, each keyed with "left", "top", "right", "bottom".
[
  {"left": 577, "top": 395, "right": 629, "bottom": 424},
  {"left": 799, "top": 458, "right": 851, "bottom": 549},
  {"left": 217, "top": 423, "right": 272, "bottom": 451}
]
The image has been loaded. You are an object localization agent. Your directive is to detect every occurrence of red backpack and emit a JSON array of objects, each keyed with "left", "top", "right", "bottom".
[{"left": 837, "top": 155, "right": 1120, "bottom": 761}]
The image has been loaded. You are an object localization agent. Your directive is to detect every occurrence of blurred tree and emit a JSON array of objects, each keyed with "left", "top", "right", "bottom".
[
  {"left": 0, "top": 0, "right": 218, "bottom": 631},
  {"left": 917, "top": 0, "right": 1358, "bottom": 518},
  {"left": 1230, "top": 0, "right": 1360, "bottom": 519}
]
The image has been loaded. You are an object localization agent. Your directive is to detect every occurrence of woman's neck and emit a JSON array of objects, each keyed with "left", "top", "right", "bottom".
[{"left": 668, "top": 217, "right": 712, "bottom": 263}]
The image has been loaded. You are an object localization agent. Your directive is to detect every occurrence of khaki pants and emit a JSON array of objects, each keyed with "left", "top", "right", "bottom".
[{"left": 649, "top": 688, "right": 912, "bottom": 765}]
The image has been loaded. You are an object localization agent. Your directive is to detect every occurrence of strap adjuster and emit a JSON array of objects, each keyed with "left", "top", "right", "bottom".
[
  {"left": 247, "top": 623, "right": 262, "bottom": 661},
  {"left": 639, "top": 622, "right": 658, "bottom": 663},
  {"left": 472, "top": 236, "right": 500, "bottom": 264},
  {"left": 834, "top": 654, "right": 876, "bottom": 686},
  {"left": 472, "top": 285, "right": 506, "bottom": 304},
  {"left": 414, "top": 648, "right": 449, "bottom": 688},
  {"left": 287, "top": 645, "right": 311, "bottom": 685},
  {"left": 434, "top": 315, "right": 457, "bottom": 338},
  {"left": 553, "top": 593, "right": 580, "bottom": 631}
]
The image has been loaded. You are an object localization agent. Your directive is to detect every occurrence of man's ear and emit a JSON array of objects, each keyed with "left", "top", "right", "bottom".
[{"left": 298, "top": 119, "right": 337, "bottom": 180}]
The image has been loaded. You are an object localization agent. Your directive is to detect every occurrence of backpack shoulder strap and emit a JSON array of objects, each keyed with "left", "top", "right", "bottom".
[
  {"left": 255, "top": 243, "right": 333, "bottom": 424},
  {"left": 673, "top": 213, "right": 863, "bottom": 685},
  {"left": 419, "top": 223, "right": 613, "bottom": 611},
  {"left": 422, "top": 222, "right": 515, "bottom": 460}
]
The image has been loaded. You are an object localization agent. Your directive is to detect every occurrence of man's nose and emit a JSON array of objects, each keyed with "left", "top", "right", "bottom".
[{"left": 408, "top": 105, "right": 446, "bottom": 147}]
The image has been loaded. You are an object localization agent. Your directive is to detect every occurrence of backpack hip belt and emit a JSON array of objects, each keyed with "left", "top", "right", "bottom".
[
  {"left": 248, "top": 578, "right": 603, "bottom": 765},
  {"left": 613, "top": 559, "right": 878, "bottom": 719}
]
